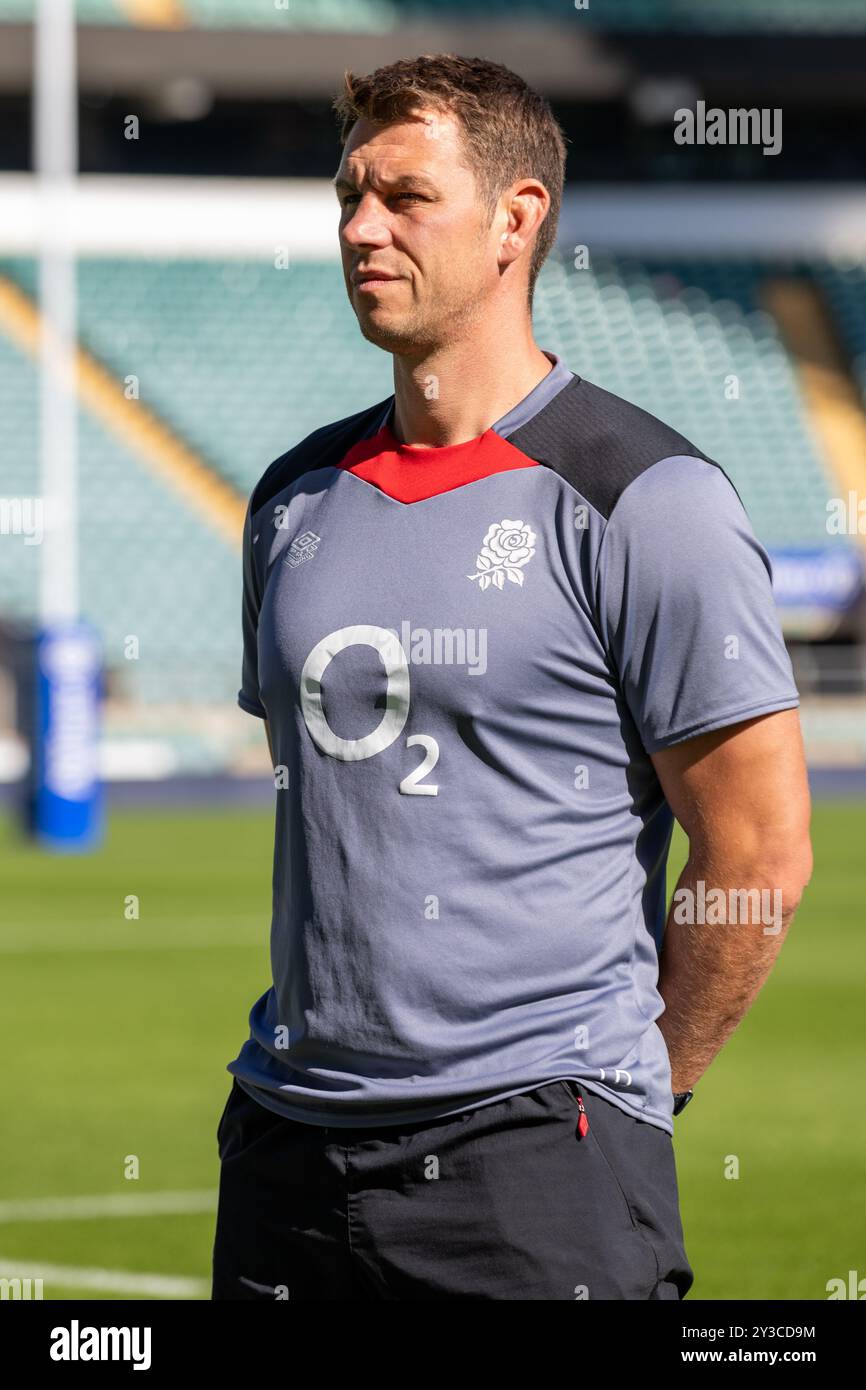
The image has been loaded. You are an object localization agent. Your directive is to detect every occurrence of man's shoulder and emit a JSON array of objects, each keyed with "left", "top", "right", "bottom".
[
  {"left": 509, "top": 373, "right": 726, "bottom": 521},
  {"left": 249, "top": 394, "right": 392, "bottom": 519}
]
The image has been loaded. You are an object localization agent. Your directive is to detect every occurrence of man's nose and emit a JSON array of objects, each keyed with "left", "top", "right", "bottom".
[{"left": 341, "top": 198, "right": 391, "bottom": 249}]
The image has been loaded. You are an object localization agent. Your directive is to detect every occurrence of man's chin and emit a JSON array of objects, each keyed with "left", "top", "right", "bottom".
[{"left": 355, "top": 311, "right": 424, "bottom": 353}]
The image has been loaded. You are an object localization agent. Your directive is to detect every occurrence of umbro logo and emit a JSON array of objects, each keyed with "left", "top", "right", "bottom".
[
  {"left": 283, "top": 530, "right": 322, "bottom": 568},
  {"left": 466, "top": 519, "right": 536, "bottom": 591}
]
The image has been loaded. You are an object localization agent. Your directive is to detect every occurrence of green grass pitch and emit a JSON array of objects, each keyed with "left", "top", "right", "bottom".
[{"left": 0, "top": 801, "right": 863, "bottom": 1300}]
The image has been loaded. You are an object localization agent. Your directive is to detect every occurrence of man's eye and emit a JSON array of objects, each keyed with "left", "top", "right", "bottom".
[{"left": 339, "top": 191, "right": 426, "bottom": 209}]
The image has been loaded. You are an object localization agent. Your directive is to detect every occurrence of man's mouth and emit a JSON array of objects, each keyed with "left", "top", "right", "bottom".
[{"left": 353, "top": 270, "right": 401, "bottom": 291}]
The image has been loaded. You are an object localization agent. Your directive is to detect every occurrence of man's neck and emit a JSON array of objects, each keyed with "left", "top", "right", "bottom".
[{"left": 389, "top": 329, "right": 554, "bottom": 449}]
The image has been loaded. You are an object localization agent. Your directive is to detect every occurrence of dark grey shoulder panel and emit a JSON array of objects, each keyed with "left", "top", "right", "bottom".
[
  {"left": 505, "top": 375, "right": 736, "bottom": 519},
  {"left": 250, "top": 395, "right": 393, "bottom": 518}
]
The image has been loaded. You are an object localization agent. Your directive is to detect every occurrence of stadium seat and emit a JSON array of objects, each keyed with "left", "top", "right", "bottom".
[{"left": 0, "top": 250, "right": 857, "bottom": 705}]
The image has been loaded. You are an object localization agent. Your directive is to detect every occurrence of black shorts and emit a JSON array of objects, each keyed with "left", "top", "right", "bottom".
[{"left": 211, "top": 1076, "right": 694, "bottom": 1300}]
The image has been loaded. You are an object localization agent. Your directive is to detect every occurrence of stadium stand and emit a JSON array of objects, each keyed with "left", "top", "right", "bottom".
[
  {"left": 1, "top": 249, "right": 862, "bottom": 715},
  {"left": 817, "top": 264, "right": 866, "bottom": 406},
  {"left": 3, "top": 250, "right": 852, "bottom": 541},
  {"left": 69, "top": 257, "right": 390, "bottom": 496},
  {"left": 0, "top": 269, "right": 241, "bottom": 709},
  {"left": 535, "top": 254, "right": 847, "bottom": 551}
]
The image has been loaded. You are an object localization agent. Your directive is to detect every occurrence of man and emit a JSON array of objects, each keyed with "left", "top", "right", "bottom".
[{"left": 212, "top": 54, "right": 812, "bottom": 1300}]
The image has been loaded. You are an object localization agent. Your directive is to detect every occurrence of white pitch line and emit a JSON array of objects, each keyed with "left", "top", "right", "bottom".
[
  {"left": 0, "top": 1257, "right": 207, "bottom": 1298},
  {"left": 0, "top": 1190, "right": 217, "bottom": 1223},
  {"left": 0, "top": 934, "right": 260, "bottom": 956}
]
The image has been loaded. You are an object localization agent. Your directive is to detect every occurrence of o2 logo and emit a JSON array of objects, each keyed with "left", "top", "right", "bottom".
[{"left": 299, "top": 624, "right": 439, "bottom": 796}]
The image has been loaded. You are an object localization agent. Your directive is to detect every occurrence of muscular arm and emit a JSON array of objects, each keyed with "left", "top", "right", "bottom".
[{"left": 651, "top": 708, "right": 813, "bottom": 1094}]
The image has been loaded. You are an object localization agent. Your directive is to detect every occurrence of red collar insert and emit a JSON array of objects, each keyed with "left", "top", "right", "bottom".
[{"left": 337, "top": 424, "right": 538, "bottom": 504}]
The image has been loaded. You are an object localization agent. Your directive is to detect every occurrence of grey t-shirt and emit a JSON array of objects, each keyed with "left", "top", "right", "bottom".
[{"left": 228, "top": 355, "right": 800, "bottom": 1135}]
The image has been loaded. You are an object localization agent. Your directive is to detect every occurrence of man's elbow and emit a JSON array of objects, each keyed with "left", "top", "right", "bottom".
[
  {"left": 789, "top": 834, "right": 814, "bottom": 903},
  {"left": 764, "top": 831, "right": 813, "bottom": 918}
]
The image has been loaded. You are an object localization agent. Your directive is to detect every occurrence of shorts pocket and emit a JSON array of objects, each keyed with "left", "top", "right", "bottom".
[
  {"left": 217, "top": 1079, "right": 287, "bottom": 1162},
  {"left": 215, "top": 1080, "right": 238, "bottom": 1156},
  {"left": 560, "top": 1081, "right": 662, "bottom": 1294}
]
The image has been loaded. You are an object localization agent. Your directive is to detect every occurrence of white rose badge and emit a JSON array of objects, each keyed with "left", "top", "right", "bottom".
[{"left": 466, "top": 519, "right": 536, "bottom": 590}]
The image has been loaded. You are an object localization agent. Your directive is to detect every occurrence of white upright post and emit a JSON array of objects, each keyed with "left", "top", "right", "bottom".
[
  {"left": 34, "top": 0, "right": 78, "bottom": 622},
  {"left": 30, "top": 3, "right": 103, "bottom": 851}
]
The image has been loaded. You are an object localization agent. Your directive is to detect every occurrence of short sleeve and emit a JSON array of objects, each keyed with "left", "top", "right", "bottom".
[
  {"left": 596, "top": 455, "right": 800, "bottom": 754},
  {"left": 238, "top": 495, "right": 267, "bottom": 719}
]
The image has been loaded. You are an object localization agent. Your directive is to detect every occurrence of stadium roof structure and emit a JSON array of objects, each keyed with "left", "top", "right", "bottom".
[
  {"left": 2, "top": 0, "right": 866, "bottom": 29},
  {"left": 2, "top": 2, "right": 865, "bottom": 107}
]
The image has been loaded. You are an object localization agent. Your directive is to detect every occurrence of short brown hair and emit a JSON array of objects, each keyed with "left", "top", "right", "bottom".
[{"left": 333, "top": 53, "right": 567, "bottom": 303}]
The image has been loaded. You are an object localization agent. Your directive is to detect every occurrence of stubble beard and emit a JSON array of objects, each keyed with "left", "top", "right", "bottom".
[{"left": 354, "top": 275, "right": 487, "bottom": 358}]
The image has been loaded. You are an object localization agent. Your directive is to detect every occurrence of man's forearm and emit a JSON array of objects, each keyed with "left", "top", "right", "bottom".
[{"left": 656, "top": 853, "right": 807, "bottom": 1093}]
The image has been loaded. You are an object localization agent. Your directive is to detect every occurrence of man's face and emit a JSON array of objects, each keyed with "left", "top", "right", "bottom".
[{"left": 335, "top": 110, "right": 499, "bottom": 354}]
